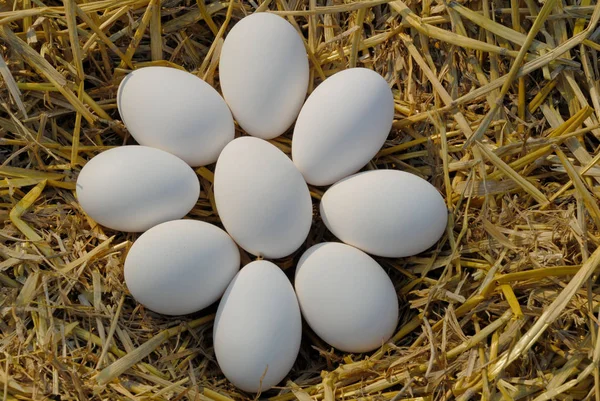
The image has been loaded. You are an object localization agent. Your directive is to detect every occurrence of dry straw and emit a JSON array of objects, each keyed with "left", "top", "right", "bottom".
[{"left": 1, "top": 0, "right": 600, "bottom": 400}]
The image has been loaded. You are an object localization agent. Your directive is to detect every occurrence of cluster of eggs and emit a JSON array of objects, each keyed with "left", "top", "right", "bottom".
[{"left": 75, "top": 13, "right": 448, "bottom": 393}]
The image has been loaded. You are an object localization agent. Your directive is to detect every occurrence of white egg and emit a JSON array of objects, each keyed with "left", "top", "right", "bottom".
[
  {"left": 214, "top": 260, "right": 302, "bottom": 392},
  {"left": 76, "top": 146, "right": 200, "bottom": 232},
  {"left": 214, "top": 137, "right": 312, "bottom": 259},
  {"left": 320, "top": 170, "right": 447, "bottom": 257},
  {"left": 292, "top": 68, "right": 395, "bottom": 186},
  {"left": 295, "top": 242, "right": 398, "bottom": 353},
  {"left": 124, "top": 220, "right": 240, "bottom": 315},
  {"left": 117, "top": 66, "right": 234, "bottom": 166},
  {"left": 219, "top": 13, "right": 309, "bottom": 139}
]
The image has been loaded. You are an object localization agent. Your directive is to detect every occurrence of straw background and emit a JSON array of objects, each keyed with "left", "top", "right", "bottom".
[{"left": 2, "top": 0, "right": 600, "bottom": 399}]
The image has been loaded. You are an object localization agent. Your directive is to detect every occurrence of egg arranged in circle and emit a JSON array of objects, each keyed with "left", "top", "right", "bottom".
[
  {"left": 124, "top": 220, "right": 240, "bottom": 316},
  {"left": 295, "top": 242, "right": 399, "bottom": 353},
  {"left": 292, "top": 68, "right": 395, "bottom": 186},
  {"left": 320, "top": 170, "right": 448, "bottom": 257},
  {"left": 219, "top": 13, "right": 309, "bottom": 139},
  {"left": 76, "top": 146, "right": 200, "bottom": 232},
  {"left": 117, "top": 66, "right": 234, "bottom": 166},
  {"left": 213, "top": 260, "right": 302, "bottom": 392}
]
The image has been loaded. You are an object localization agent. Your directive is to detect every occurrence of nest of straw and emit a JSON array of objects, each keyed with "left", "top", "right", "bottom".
[{"left": 2, "top": 0, "right": 600, "bottom": 399}]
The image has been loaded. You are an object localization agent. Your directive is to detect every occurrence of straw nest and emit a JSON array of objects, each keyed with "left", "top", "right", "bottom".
[{"left": 2, "top": 0, "right": 600, "bottom": 399}]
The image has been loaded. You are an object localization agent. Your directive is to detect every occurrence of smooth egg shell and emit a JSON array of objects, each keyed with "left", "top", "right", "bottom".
[
  {"left": 76, "top": 146, "right": 200, "bottom": 232},
  {"left": 219, "top": 13, "right": 309, "bottom": 139},
  {"left": 214, "top": 137, "right": 312, "bottom": 259},
  {"left": 117, "top": 66, "right": 234, "bottom": 166},
  {"left": 320, "top": 170, "right": 447, "bottom": 257},
  {"left": 292, "top": 68, "right": 394, "bottom": 186},
  {"left": 295, "top": 242, "right": 398, "bottom": 353},
  {"left": 124, "top": 220, "right": 240, "bottom": 316},
  {"left": 214, "top": 260, "right": 302, "bottom": 392}
]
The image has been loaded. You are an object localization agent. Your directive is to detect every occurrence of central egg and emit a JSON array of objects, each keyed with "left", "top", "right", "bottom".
[{"left": 214, "top": 137, "right": 313, "bottom": 259}]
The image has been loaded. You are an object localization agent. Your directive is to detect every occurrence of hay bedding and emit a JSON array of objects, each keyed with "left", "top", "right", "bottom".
[{"left": 1, "top": 0, "right": 600, "bottom": 399}]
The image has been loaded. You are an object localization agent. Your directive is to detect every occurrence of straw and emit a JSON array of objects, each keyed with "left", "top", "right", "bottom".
[{"left": 2, "top": 0, "right": 600, "bottom": 399}]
